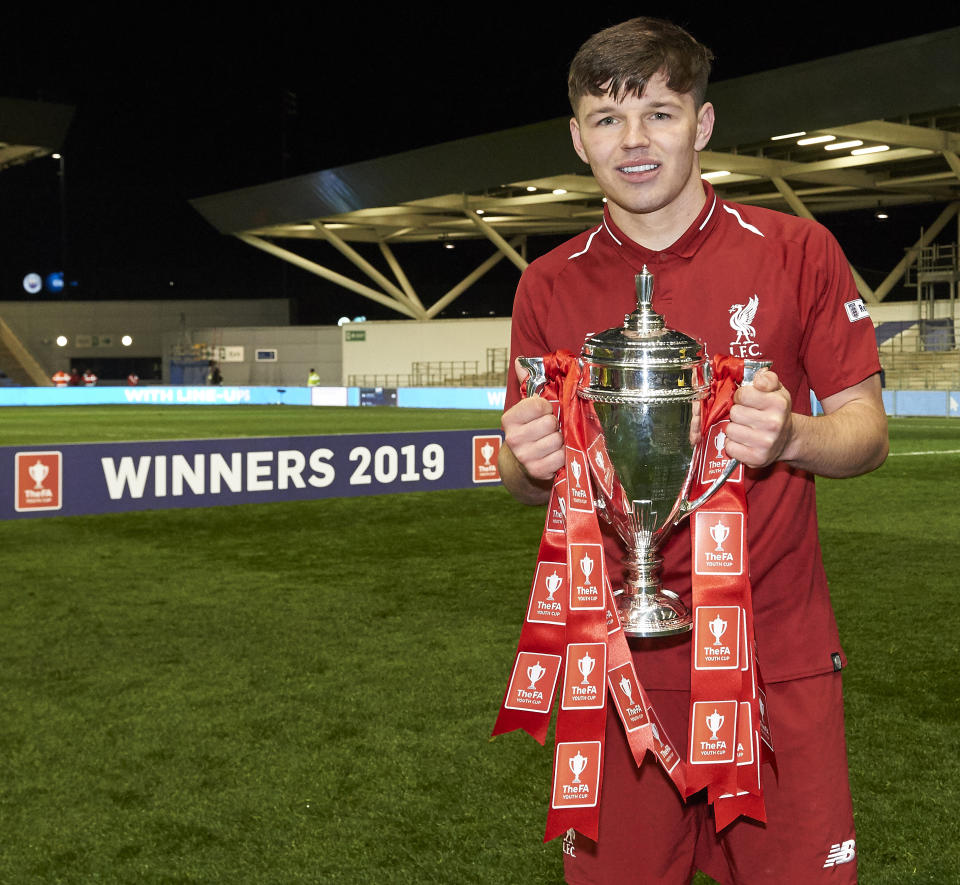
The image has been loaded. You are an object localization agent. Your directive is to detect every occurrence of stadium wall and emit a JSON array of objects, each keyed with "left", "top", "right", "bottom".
[
  {"left": 339, "top": 317, "right": 511, "bottom": 384},
  {"left": 175, "top": 317, "right": 511, "bottom": 388},
  {"left": 870, "top": 302, "right": 957, "bottom": 322},
  {"left": 0, "top": 299, "right": 290, "bottom": 381},
  {"left": 168, "top": 326, "right": 342, "bottom": 387}
]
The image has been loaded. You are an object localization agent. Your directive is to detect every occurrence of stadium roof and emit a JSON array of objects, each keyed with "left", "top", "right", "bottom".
[
  {"left": 192, "top": 28, "right": 960, "bottom": 319},
  {"left": 0, "top": 97, "right": 74, "bottom": 171}
]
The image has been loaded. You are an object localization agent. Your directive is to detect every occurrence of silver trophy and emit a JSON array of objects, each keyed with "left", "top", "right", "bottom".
[{"left": 520, "top": 266, "right": 767, "bottom": 638}]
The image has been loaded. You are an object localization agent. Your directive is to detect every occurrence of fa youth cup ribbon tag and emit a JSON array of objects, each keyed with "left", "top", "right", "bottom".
[
  {"left": 526, "top": 562, "right": 567, "bottom": 626},
  {"left": 700, "top": 420, "right": 742, "bottom": 485},
  {"left": 504, "top": 652, "right": 563, "bottom": 714},
  {"left": 551, "top": 741, "right": 602, "bottom": 811}
]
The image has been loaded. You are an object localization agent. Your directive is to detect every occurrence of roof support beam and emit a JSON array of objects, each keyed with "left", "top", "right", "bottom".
[
  {"left": 466, "top": 209, "right": 529, "bottom": 272},
  {"left": 236, "top": 234, "right": 419, "bottom": 319},
  {"left": 378, "top": 242, "right": 426, "bottom": 313},
  {"left": 702, "top": 150, "right": 878, "bottom": 191},
  {"left": 311, "top": 222, "right": 427, "bottom": 318},
  {"left": 873, "top": 201, "right": 960, "bottom": 302},
  {"left": 944, "top": 151, "right": 960, "bottom": 181},
  {"left": 425, "top": 236, "right": 523, "bottom": 319},
  {"left": 828, "top": 120, "right": 960, "bottom": 153}
]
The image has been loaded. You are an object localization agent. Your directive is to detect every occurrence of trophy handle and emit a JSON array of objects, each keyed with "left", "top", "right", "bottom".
[
  {"left": 517, "top": 357, "right": 547, "bottom": 398},
  {"left": 678, "top": 359, "right": 772, "bottom": 518}
]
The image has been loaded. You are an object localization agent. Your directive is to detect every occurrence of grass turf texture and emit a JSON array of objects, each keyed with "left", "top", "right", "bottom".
[
  {"left": 0, "top": 409, "right": 956, "bottom": 882},
  {"left": 0, "top": 405, "right": 500, "bottom": 445}
]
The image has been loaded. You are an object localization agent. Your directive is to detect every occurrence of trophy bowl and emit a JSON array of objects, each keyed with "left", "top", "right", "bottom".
[{"left": 521, "top": 266, "right": 766, "bottom": 638}]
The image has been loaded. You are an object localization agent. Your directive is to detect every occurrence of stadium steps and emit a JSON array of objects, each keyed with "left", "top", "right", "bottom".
[
  {"left": 879, "top": 350, "right": 960, "bottom": 390},
  {"left": 0, "top": 316, "right": 50, "bottom": 386}
]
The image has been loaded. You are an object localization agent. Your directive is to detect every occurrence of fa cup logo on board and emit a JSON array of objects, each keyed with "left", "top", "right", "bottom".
[
  {"left": 728, "top": 294, "right": 761, "bottom": 357},
  {"left": 28, "top": 459, "right": 49, "bottom": 489},
  {"left": 16, "top": 451, "right": 63, "bottom": 512}
]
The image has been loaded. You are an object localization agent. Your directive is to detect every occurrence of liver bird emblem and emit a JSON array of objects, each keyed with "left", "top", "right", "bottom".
[{"left": 729, "top": 295, "right": 759, "bottom": 344}]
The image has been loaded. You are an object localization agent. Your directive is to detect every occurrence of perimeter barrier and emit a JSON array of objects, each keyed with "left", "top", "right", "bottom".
[
  {"left": 0, "top": 385, "right": 955, "bottom": 416},
  {"left": 4, "top": 429, "right": 504, "bottom": 520}
]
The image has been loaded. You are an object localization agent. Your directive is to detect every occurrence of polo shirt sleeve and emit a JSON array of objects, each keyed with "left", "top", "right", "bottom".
[
  {"left": 504, "top": 267, "right": 554, "bottom": 412},
  {"left": 796, "top": 224, "right": 882, "bottom": 401}
]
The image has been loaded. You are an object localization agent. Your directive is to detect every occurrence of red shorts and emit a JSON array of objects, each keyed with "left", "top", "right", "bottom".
[{"left": 563, "top": 672, "right": 857, "bottom": 885}]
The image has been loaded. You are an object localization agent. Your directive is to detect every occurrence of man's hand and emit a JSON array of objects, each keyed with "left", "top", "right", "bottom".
[
  {"left": 723, "top": 369, "right": 888, "bottom": 478},
  {"left": 724, "top": 369, "right": 793, "bottom": 469},
  {"left": 498, "top": 361, "right": 565, "bottom": 505}
]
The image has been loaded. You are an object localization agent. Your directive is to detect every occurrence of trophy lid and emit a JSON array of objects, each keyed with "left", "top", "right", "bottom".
[
  {"left": 582, "top": 266, "right": 701, "bottom": 361},
  {"left": 579, "top": 266, "right": 707, "bottom": 401}
]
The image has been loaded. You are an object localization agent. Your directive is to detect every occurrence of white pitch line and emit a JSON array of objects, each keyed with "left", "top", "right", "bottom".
[{"left": 888, "top": 449, "right": 960, "bottom": 457}]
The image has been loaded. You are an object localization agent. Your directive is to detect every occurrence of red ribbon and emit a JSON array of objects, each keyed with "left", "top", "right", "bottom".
[
  {"left": 493, "top": 352, "right": 776, "bottom": 839},
  {"left": 492, "top": 351, "right": 685, "bottom": 842},
  {"left": 685, "top": 354, "right": 775, "bottom": 830}
]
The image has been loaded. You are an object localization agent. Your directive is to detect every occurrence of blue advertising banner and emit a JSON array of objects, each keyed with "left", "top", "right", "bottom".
[
  {"left": 2, "top": 429, "right": 504, "bottom": 520},
  {"left": 0, "top": 386, "right": 311, "bottom": 407},
  {"left": 0, "top": 386, "right": 508, "bottom": 409}
]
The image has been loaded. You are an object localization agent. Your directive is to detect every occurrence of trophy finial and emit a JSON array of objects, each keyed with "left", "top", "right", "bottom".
[
  {"left": 635, "top": 266, "right": 654, "bottom": 310},
  {"left": 626, "top": 266, "right": 664, "bottom": 334}
]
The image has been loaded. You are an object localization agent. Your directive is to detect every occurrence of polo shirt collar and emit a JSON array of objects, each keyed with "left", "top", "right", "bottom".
[{"left": 602, "top": 182, "right": 721, "bottom": 263}]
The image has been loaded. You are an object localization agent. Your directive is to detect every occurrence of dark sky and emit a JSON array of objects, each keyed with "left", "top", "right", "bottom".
[{"left": 2, "top": 8, "right": 958, "bottom": 321}]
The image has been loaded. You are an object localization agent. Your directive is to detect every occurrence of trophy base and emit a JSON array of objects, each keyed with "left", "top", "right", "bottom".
[{"left": 618, "top": 588, "right": 693, "bottom": 638}]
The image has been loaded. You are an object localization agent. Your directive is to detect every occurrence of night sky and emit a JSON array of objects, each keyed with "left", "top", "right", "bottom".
[{"left": 2, "top": 8, "right": 958, "bottom": 322}]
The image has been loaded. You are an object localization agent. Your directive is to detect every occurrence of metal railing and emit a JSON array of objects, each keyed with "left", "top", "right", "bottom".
[{"left": 349, "top": 357, "right": 509, "bottom": 389}]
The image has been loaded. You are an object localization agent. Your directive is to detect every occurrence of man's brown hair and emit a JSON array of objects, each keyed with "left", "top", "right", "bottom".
[{"left": 568, "top": 17, "right": 714, "bottom": 113}]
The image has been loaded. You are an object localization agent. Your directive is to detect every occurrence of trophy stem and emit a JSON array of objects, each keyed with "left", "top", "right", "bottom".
[{"left": 618, "top": 547, "right": 693, "bottom": 638}]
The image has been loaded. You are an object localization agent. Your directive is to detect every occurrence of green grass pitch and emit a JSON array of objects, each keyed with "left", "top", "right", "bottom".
[{"left": 0, "top": 407, "right": 956, "bottom": 883}]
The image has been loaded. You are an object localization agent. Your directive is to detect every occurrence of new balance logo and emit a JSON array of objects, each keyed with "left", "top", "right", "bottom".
[{"left": 823, "top": 838, "right": 856, "bottom": 868}]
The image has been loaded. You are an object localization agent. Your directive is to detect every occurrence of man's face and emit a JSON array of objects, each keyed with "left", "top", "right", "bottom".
[{"left": 570, "top": 72, "right": 714, "bottom": 233}]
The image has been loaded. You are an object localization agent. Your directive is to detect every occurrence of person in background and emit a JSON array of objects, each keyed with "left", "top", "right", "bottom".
[
  {"left": 206, "top": 361, "right": 223, "bottom": 385},
  {"left": 307, "top": 368, "right": 321, "bottom": 386},
  {"left": 82, "top": 368, "right": 98, "bottom": 386}
]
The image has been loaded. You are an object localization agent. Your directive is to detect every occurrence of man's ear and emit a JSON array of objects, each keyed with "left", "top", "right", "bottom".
[
  {"left": 570, "top": 116, "right": 589, "bottom": 164},
  {"left": 695, "top": 102, "right": 715, "bottom": 151}
]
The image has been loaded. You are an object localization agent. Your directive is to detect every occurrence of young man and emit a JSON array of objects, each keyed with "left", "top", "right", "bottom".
[{"left": 499, "top": 17, "right": 887, "bottom": 885}]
